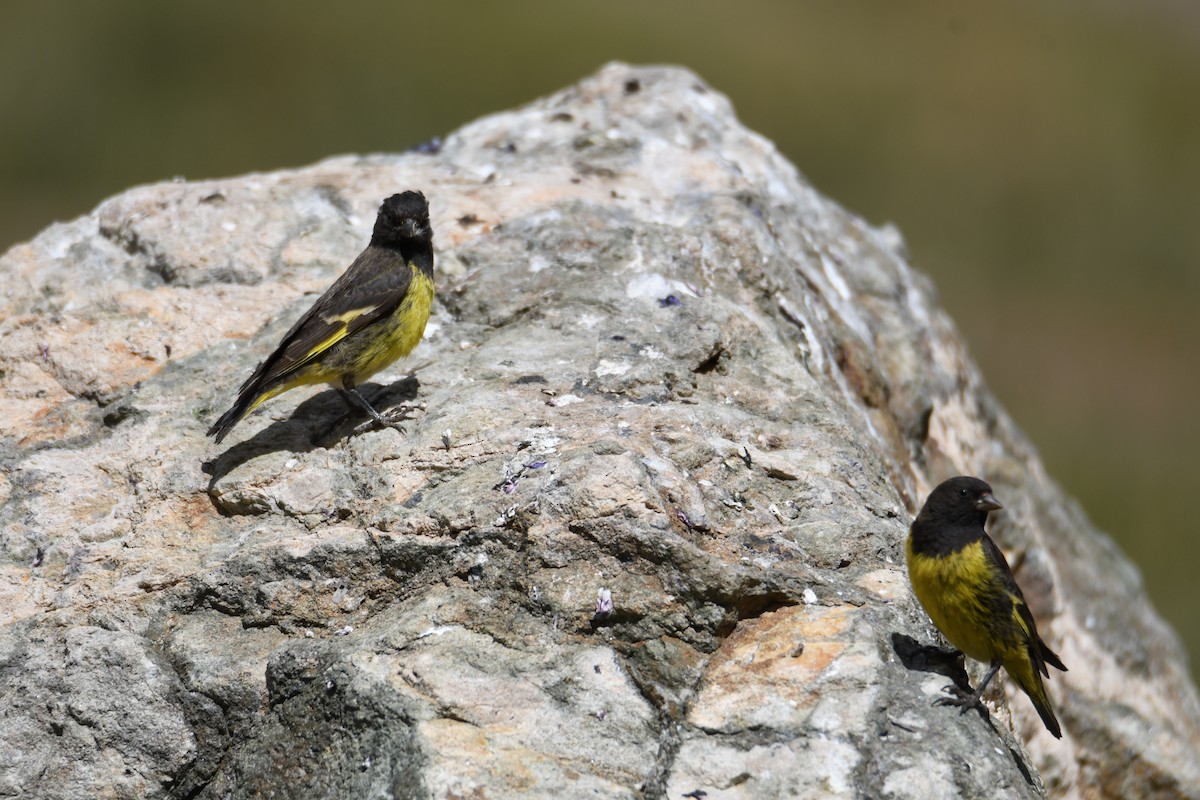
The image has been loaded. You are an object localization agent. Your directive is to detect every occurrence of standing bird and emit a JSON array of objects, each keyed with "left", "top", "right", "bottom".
[
  {"left": 208, "top": 191, "right": 435, "bottom": 444},
  {"left": 906, "top": 476, "right": 1067, "bottom": 738}
]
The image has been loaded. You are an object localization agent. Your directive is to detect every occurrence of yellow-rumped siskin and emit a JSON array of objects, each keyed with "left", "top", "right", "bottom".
[
  {"left": 208, "top": 191, "right": 434, "bottom": 444},
  {"left": 906, "top": 476, "right": 1067, "bottom": 738}
]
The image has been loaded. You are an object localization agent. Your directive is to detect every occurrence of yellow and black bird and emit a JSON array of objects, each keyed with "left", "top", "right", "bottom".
[
  {"left": 208, "top": 191, "right": 435, "bottom": 444},
  {"left": 906, "top": 476, "right": 1067, "bottom": 738}
]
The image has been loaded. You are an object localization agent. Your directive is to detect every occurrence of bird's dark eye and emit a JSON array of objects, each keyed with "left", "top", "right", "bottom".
[{"left": 959, "top": 488, "right": 969, "bottom": 496}]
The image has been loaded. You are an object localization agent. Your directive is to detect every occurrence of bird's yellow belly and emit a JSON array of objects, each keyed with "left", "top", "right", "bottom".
[
  {"left": 346, "top": 267, "right": 435, "bottom": 384},
  {"left": 906, "top": 538, "right": 998, "bottom": 662}
]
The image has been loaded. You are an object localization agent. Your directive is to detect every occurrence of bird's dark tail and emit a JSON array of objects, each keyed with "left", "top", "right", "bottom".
[
  {"left": 207, "top": 376, "right": 277, "bottom": 443},
  {"left": 1026, "top": 678, "right": 1062, "bottom": 739},
  {"left": 1012, "top": 661, "right": 1063, "bottom": 739},
  {"left": 1039, "top": 637, "right": 1068, "bottom": 674},
  {"left": 207, "top": 394, "right": 254, "bottom": 443}
]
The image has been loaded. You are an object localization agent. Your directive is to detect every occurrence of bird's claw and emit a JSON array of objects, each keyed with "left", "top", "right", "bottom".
[
  {"left": 352, "top": 421, "right": 406, "bottom": 437},
  {"left": 352, "top": 404, "right": 417, "bottom": 437},
  {"left": 933, "top": 684, "right": 984, "bottom": 715}
]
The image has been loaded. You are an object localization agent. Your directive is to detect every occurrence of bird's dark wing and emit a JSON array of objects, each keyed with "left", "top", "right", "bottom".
[
  {"left": 980, "top": 534, "right": 1023, "bottom": 597},
  {"left": 247, "top": 246, "right": 413, "bottom": 388},
  {"left": 981, "top": 534, "right": 1067, "bottom": 675}
]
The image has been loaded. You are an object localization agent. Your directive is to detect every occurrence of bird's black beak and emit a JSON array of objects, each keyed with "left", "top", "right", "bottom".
[
  {"left": 975, "top": 492, "right": 1003, "bottom": 512},
  {"left": 397, "top": 218, "right": 424, "bottom": 239}
]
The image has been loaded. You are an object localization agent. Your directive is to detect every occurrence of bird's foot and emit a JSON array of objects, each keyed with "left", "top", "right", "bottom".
[
  {"left": 350, "top": 403, "right": 418, "bottom": 437},
  {"left": 934, "top": 684, "right": 986, "bottom": 716},
  {"left": 337, "top": 387, "right": 419, "bottom": 438}
]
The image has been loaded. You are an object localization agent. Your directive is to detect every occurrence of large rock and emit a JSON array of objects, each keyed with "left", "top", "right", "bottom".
[{"left": 1, "top": 63, "right": 1197, "bottom": 799}]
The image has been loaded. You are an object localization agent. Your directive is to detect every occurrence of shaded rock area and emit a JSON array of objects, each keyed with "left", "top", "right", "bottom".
[{"left": 1, "top": 63, "right": 1198, "bottom": 799}]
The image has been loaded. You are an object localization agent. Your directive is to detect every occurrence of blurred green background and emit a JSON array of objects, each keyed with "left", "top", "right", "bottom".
[{"left": 2, "top": 2, "right": 1197, "bottom": 677}]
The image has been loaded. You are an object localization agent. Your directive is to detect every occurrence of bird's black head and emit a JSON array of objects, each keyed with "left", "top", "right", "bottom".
[
  {"left": 918, "top": 476, "right": 1003, "bottom": 529},
  {"left": 372, "top": 190, "right": 431, "bottom": 247}
]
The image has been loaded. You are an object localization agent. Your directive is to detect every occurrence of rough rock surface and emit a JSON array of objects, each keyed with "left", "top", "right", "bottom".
[{"left": 1, "top": 63, "right": 1198, "bottom": 800}]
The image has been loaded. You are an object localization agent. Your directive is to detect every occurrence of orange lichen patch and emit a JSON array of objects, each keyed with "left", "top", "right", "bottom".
[
  {"left": 178, "top": 493, "right": 221, "bottom": 532},
  {"left": 421, "top": 718, "right": 538, "bottom": 794},
  {"left": 438, "top": 204, "right": 501, "bottom": 249},
  {"left": 3, "top": 314, "right": 164, "bottom": 399},
  {"left": 0, "top": 566, "right": 51, "bottom": 626},
  {"left": 112, "top": 288, "right": 173, "bottom": 320},
  {"left": 2, "top": 281, "right": 329, "bottom": 424},
  {"left": 687, "top": 604, "right": 855, "bottom": 732},
  {"left": 17, "top": 416, "right": 92, "bottom": 450},
  {"left": 3, "top": 360, "right": 94, "bottom": 445},
  {"left": 418, "top": 709, "right": 644, "bottom": 797},
  {"left": 1, "top": 360, "right": 69, "bottom": 400}
]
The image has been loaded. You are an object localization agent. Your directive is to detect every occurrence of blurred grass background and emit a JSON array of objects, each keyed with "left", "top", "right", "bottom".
[{"left": 2, "top": 1, "right": 1197, "bottom": 677}]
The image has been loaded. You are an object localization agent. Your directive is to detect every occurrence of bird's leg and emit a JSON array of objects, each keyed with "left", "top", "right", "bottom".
[
  {"left": 338, "top": 386, "right": 408, "bottom": 436},
  {"left": 935, "top": 659, "right": 1002, "bottom": 715}
]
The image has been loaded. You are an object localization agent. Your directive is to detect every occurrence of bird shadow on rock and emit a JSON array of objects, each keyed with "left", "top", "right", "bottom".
[
  {"left": 891, "top": 632, "right": 973, "bottom": 694},
  {"left": 201, "top": 376, "right": 420, "bottom": 487},
  {"left": 890, "top": 632, "right": 1036, "bottom": 787}
]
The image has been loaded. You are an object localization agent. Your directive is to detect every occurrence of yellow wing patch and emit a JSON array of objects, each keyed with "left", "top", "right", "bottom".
[
  {"left": 320, "top": 305, "right": 380, "bottom": 325},
  {"left": 304, "top": 305, "right": 379, "bottom": 360}
]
